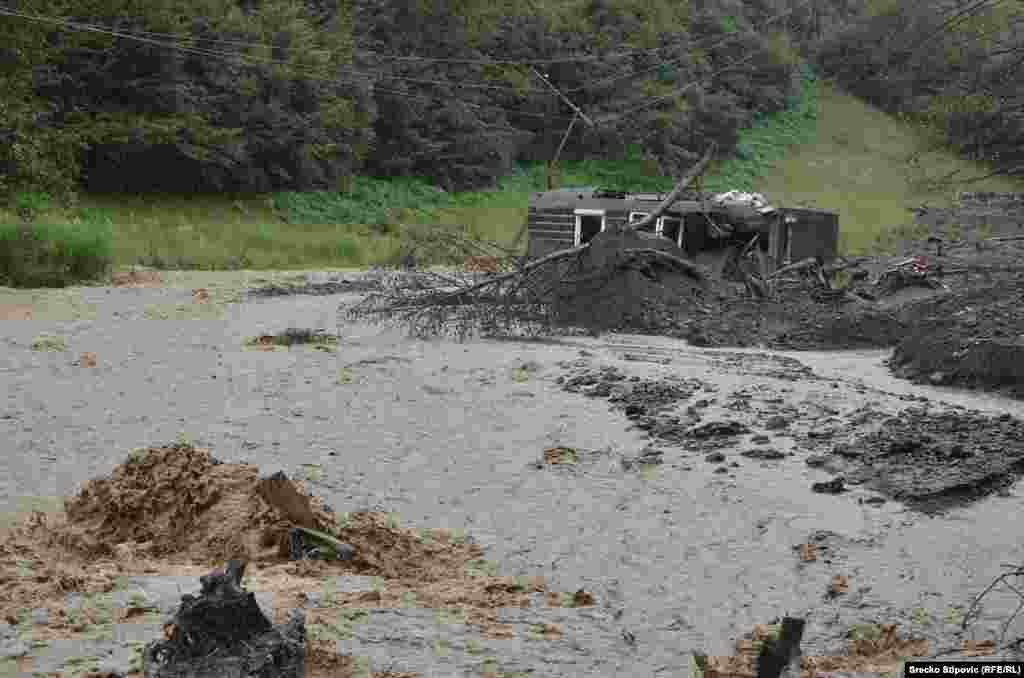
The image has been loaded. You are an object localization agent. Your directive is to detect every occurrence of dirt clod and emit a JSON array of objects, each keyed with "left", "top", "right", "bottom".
[
  {"left": 829, "top": 575, "right": 849, "bottom": 597},
  {"left": 688, "top": 421, "right": 750, "bottom": 439},
  {"left": 811, "top": 477, "right": 847, "bottom": 494},
  {"left": 111, "top": 269, "right": 161, "bottom": 287},
  {"left": 834, "top": 408, "right": 1024, "bottom": 512}
]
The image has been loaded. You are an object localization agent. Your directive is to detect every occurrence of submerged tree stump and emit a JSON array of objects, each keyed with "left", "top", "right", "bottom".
[{"left": 143, "top": 560, "right": 305, "bottom": 678}]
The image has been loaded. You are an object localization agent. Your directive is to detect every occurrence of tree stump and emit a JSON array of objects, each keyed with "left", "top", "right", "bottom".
[
  {"left": 754, "top": 617, "right": 805, "bottom": 678},
  {"left": 143, "top": 560, "right": 305, "bottom": 678}
]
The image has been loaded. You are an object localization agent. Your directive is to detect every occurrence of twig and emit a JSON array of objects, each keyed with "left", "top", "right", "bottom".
[
  {"left": 962, "top": 565, "right": 1024, "bottom": 642},
  {"left": 767, "top": 257, "right": 820, "bottom": 280}
]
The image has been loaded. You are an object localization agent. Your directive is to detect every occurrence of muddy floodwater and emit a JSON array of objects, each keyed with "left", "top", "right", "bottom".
[{"left": 2, "top": 278, "right": 1024, "bottom": 676}]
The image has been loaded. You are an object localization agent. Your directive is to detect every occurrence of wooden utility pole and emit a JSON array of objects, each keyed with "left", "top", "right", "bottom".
[{"left": 530, "top": 68, "right": 594, "bottom": 191}]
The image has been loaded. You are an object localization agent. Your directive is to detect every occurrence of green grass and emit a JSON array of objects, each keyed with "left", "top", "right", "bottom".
[
  {"left": 0, "top": 218, "right": 112, "bottom": 287},
  {"left": 751, "top": 79, "right": 1024, "bottom": 254},
  {"left": 704, "top": 63, "right": 818, "bottom": 194}
]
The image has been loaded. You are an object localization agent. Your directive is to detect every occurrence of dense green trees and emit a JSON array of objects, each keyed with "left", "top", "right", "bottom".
[
  {"left": 817, "top": 0, "right": 1024, "bottom": 187},
  {"left": 10, "top": 0, "right": 1011, "bottom": 203},
  {"left": 0, "top": 0, "right": 373, "bottom": 202}
]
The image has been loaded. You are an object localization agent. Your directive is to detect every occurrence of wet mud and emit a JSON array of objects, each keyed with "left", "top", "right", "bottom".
[
  {"left": 244, "top": 273, "right": 385, "bottom": 299},
  {"left": 821, "top": 408, "right": 1024, "bottom": 513},
  {"left": 4, "top": 273, "right": 1024, "bottom": 677},
  {"left": 542, "top": 236, "right": 1024, "bottom": 400},
  {"left": 890, "top": 279, "right": 1024, "bottom": 398},
  {"left": 552, "top": 352, "right": 1024, "bottom": 515}
]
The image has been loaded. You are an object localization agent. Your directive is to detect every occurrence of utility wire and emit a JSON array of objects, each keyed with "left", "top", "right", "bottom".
[
  {"left": 0, "top": 0, "right": 814, "bottom": 98},
  {"left": 0, "top": 5, "right": 586, "bottom": 124},
  {"left": 598, "top": 51, "right": 764, "bottom": 124},
  {"left": 0, "top": 4, "right": 627, "bottom": 125},
  {"left": 0, "top": 6, "right": 542, "bottom": 95},
  {"left": 562, "top": 0, "right": 819, "bottom": 95},
  {"left": 0, "top": 2, "right": 812, "bottom": 131},
  {"left": 23, "top": 17, "right": 696, "bottom": 65}
]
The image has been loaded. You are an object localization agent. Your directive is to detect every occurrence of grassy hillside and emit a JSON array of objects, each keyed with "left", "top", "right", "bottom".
[{"left": 751, "top": 81, "right": 1024, "bottom": 255}]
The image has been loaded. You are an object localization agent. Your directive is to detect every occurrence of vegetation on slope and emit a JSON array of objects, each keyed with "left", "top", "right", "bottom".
[
  {"left": 3, "top": 0, "right": 1024, "bottom": 285},
  {"left": 0, "top": 0, "right": 851, "bottom": 207},
  {"left": 816, "top": 0, "right": 1024, "bottom": 189}
]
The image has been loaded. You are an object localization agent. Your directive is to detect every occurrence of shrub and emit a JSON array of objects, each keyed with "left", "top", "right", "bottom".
[
  {"left": 10, "top": 190, "right": 52, "bottom": 221},
  {"left": 0, "top": 219, "right": 112, "bottom": 287}
]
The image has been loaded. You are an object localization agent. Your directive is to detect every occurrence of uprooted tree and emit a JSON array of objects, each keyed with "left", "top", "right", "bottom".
[{"left": 341, "top": 143, "right": 722, "bottom": 340}]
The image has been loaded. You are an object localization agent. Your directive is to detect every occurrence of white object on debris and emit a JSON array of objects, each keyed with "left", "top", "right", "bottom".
[{"left": 711, "top": 190, "right": 777, "bottom": 215}]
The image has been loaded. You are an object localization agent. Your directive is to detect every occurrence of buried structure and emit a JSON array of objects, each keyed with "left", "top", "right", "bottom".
[
  {"left": 344, "top": 141, "right": 1023, "bottom": 398},
  {"left": 523, "top": 181, "right": 838, "bottom": 274},
  {"left": 345, "top": 142, "right": 840, "bottom": 339}
]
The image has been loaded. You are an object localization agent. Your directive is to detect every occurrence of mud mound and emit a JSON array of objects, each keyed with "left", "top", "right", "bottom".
[
  {"left": 550, "top": 229, "right": 711, "bottom": 333},
  {"left": 61, "top": 444, "right": 334, "bottom": 561},
  {"left": 825, "top": 408, "right": 1024, "bottom": 512},
  {"left": 770, "top": 305, "right": 907, "bottom": 351},
  {"left": 557, "top": 363, "right": 711, "bottom": 445},
  {"left": 890, "top": 279, "right": 1024, "bottom": 397},
  {"left": 331, "top": 512, "right": 482, "bottom": 582},
  {"left": 59, "top": 445, "right": 486, "bottom": 579}
]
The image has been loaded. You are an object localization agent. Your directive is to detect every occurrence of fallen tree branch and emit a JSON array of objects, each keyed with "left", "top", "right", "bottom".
[
  {"left": 767, "top": 257, "right": 820, "bottom": 280},
  {"left": 422, "top": 242, "right": 590, "bottom": 304},
  {"left": 739, "top": 233, "right": 760, "bottom": 259},
  {"left": 962, "top": 564, "right": 1024, "bottom": 643},
  {"left": 623, "top": 142, "right": 718, "bottom": 234},
  {"left": 620, "top": 248, "right": 710, "bottom": 281}
]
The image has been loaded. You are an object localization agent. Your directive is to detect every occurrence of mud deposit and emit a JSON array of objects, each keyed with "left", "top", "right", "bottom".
[
  {"left": 553, "top": 354, "right": 1024, "bottom": 514},
  {"left": 826, "top": 409, "right": 1024, "bottom": 513},
  {"left": 890, "top": 278, "right": 1024, "bottom": 397},
  {"left": 544, "top": 237, "right": 1024, "bottom": 399},
  {"left": 4, "top": 273, "right": 1024, "bottom": 678}
]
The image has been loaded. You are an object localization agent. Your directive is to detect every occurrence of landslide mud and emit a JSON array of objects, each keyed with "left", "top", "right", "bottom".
[
  {"left": 823, "top": 409, "right": 1024, "bottom": 513},
  {"left": 538, "top": 234, "right": 1024, "bottom": 399},
  {"left": 3, "top": 275, "right": 1024, "bottom": 677},
  {"left": 0, "top": 444, "right": 600, "bottom": 678},
  {"left": 552, "top": 351, "right": 1024, "bottom": 513}
]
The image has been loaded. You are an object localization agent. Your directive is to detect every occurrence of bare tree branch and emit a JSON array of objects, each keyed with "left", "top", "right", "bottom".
[
  {"left": 620, "top": 248, "right": 710, "bottom": 281},
  {"left": 622, "top": 142, "right": 718, "bottom": 234}
]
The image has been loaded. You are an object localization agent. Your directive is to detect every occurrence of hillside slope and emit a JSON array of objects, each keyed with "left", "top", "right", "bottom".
[{"left": 749, "top": 81, "right": 1024, "bottom": 254}]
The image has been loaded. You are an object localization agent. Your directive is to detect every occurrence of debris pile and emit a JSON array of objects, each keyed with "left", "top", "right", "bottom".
[
  {"left": 557, "top": 363, "right": 711, "bottom": 445},
  {"left": 549, "top": 227, "right": 712, "bottom": 334},
  {"left": 1, "top": 443, "right": 618, "bottom": 677},
  {"left": 817, "top": 408, "right": 1024, "bottom": 512},
  {"left": 59, "top": 444, "right": 340, "bottom": 563},
  {"left": 891, "top": 277, "right": 1024, "bottom": 395}
]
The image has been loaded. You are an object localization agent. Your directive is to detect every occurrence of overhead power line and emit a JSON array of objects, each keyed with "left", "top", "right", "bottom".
[
  {"left": 0, "top": 5, "right": 585, "bottom": 124},
  {"left": 47, "top": 22, "right": 696, "bottom": 65},
  {"left": 0, "top": 0, "right": 815, "bottom": 97},
  {"left": 0, "top": 6, "right": 540, "bottom": 95},
  {"left": 0, "top": 4, "right": 695, "bottom": 65},
  {"left": 562, "top": 0, "right": 818, "bottom": 95},
  {"left": 0, "top": 2, "right": 818, "bottom": 133}
]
